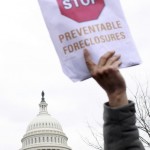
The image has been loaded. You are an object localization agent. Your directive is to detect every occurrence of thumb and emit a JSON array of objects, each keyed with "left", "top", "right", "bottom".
[{"left": 84, "top": 49, "right": 96, "bottom": 73}]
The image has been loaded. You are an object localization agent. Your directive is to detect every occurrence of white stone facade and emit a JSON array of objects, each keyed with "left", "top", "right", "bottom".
[{"left": 20, "top": 92, "right": 71, "bottom": 150}]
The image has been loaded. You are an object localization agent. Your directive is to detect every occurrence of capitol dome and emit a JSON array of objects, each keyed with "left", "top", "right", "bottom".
[{"left": 20, "top": 91, "right": 72, "bottom": 150}]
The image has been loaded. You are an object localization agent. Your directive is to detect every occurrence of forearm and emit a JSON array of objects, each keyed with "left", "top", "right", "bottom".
[{"left": 103, "top": 101, "right": 145, "bottom": 150}]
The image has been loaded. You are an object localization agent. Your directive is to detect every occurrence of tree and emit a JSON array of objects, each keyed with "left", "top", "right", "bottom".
[
  {"left": 82, "top": 122, "right": 103, "bottom": 150},
  {"left": 129, "top": 81, "right": 150, "bottom": 148},
  {"left": 83, "top": 81, "right": 150, "bottom": 149}
]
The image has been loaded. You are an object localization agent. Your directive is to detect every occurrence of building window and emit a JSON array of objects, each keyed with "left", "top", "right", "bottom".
[
  {"left": 31, "top": 138, "right": 33, "bottom": 144},
  {"left": 28, "top": 139, "right": 30, "bottom": 145},
  {"left": 47, "top": 137, "right": 49, "bottom": 142}
]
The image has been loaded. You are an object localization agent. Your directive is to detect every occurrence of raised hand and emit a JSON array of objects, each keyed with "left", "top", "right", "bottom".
[{"left": 84, "top": 49, "right": 128, "bottom": 108}]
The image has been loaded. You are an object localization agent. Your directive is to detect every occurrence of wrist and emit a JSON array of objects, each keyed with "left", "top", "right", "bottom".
[{"left": 108, "top": 92, "right": 128, "bottom": 108}]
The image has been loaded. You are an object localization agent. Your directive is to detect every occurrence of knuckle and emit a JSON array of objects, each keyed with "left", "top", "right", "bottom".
[
  {"left": 92, "top": 69, "right": 104, "bottom": 78},
  {"left": 108, "top": 66, "right": 118, "bottom": 72},
  {"left": 103, "top": 68, "right": 110, "bottom": 74}
]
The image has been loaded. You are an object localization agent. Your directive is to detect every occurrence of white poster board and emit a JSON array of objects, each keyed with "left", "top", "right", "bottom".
[{"left": 38, "top": 0, "right": 141, "bottom": 82}]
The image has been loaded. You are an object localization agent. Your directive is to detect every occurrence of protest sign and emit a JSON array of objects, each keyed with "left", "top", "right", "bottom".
[{"left": 38, "top": 0, "right": 141, "bottom": 82}]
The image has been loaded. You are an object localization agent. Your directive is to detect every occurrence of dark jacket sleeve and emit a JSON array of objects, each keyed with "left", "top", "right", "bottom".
[{"left": 103, "top": 101, "right": 145, "bottom": 150}]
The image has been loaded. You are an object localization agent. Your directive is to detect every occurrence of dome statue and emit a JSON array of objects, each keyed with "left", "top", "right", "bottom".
[{"left": 20, "top": 91, "right": 72, "bottom": 150}]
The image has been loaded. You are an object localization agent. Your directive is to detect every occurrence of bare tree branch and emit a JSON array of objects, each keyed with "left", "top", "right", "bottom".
[
  {"left": 84, "top": 79, "right": 150, "bottom": 149},
  {"left": 128, "top": 80, "right": 150, "bottom": 147}
]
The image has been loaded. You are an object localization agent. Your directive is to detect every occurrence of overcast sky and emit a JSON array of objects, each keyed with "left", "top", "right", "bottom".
[{"left": 0, "top": 0, "right": 150, "bottom": 150}]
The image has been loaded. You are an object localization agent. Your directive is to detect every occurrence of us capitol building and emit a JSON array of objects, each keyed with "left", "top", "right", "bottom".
[{"left": 20, "top": 91, "right": 72, "bottom": 150}]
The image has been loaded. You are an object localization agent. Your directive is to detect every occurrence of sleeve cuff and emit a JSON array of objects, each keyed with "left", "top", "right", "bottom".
[{"left": 103, "top": 101, "right": 136, "bottom": 122}]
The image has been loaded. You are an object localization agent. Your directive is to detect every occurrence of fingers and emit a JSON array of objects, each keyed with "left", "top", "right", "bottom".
[
  {"left": 84, "top": 49, "right": 96, "bottom": 73},
  {"left": 84, "top": 49, "right": 122, "bottom": 74},
  {"left": 106, "top": 54, "right": 121, "bottom": 66},
  {"left": 98, "top": 51, "right": 115, "bottom": 67},
  {"left": 112, "top": 60, "right": 122, "bottom": 68}
]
